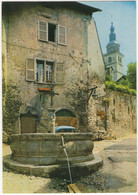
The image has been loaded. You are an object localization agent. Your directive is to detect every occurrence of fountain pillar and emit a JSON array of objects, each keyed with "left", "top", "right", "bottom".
[{"left": 48, "top": 108, "right": 56, "bottom": 133}]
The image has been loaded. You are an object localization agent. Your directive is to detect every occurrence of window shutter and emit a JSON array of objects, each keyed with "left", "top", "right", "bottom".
[
  {"left": 38, "top": 20, "right": 48, "bottom": 41},
  {"left": 26, "top": 59, "right": 35, "bottom": 81},
  {"left": 56, "top": 63, "right": 64, "bottom": 83},
  {"left": 58, "top": 25, "right": 67, "bottom": 45}
]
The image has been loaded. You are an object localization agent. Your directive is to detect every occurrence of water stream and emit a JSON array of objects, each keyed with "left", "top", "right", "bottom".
[{"left": 61, "top": 136, "right": 73, "bottom": 184}]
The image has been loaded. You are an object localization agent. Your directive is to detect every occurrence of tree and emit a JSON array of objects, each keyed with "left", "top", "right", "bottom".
[{"left": 127, "top": 62, "right": 136, "bottom": 89}]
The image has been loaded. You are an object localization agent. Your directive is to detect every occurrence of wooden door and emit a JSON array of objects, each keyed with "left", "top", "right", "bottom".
[
  {"left": 21, "top": 116, "right": 37, "bottom": 134},
  {"left": 55, "top": 117, "right": 77, "bottom": 128}
]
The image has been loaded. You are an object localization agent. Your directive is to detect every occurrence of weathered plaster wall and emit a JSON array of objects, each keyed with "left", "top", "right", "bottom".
[{"left": 87, "top": 19, "right": 105, "bottom": 80}]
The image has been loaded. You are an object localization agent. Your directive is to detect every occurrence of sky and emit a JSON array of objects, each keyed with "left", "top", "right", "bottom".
[{"left": 80, "top": 1, "right": 136, "bottom": 75}]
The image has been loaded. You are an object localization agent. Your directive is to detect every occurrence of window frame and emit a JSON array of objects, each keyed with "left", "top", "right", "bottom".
[
  {"left": 35, "top": 58, "right": 54, "bottom": 84},
  {"left": 26, "top": 58, "right": 65, "bottom": 84},
  {"left": 38, "top": 20, "right": 67, "bottom": 45}
]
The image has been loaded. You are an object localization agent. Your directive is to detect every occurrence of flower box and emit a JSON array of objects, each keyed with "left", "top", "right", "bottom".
[{"left": 38, "top": 88, "right": 51, "bottom": 92}]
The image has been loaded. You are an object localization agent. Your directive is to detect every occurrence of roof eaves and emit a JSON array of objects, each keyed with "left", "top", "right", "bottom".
[{"left": 76, "top": 2, "right": 102, "bottom": 13}]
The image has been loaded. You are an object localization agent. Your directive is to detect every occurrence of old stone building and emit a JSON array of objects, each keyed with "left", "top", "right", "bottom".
[
  {"left": 2, "top": 2, "right": 106, "bottom": 136},
  {"left": 103, "top": 22, "right": 124, "bottom": 81}
]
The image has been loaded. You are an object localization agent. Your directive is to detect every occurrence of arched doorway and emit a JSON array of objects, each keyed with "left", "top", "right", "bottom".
[{"left": 55, "top": 109, "right": 77, "bottom": 128}]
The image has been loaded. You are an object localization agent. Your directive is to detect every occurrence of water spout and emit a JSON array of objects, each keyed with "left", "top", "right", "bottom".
[{"left": 61, "top": 136, "right": 72, "bottom": 184}]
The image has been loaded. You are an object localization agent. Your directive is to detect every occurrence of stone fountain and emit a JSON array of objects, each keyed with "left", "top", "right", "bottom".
[
  {"left": 4, "top": 133, "right": 103, "bottom": 178},
  {"left": 3, "top": 107, "right": 103, "bottom": 179}
]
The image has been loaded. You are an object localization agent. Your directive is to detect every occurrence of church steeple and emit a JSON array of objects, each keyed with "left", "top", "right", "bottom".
[
  {"left": 106, "top": 22, "right": 120, "bottom": 53},
  {"left": 103, "top": 22, "right": 124, "bottom": 81},
  {"left": 109, "top": 22, "right": 116, "bottom": 42}
]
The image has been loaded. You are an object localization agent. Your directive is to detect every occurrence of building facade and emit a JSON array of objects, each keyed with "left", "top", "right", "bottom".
[
  {"left": 103, "top": 22, "right": 124, "bottom": 81},
  {"left": 2, "top": 2, "right": 106, "bottom": 136}
]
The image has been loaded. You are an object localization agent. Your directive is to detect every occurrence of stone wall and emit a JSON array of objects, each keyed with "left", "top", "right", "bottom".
[
  {"left": 91, "top": 89, "right": 136, "bottom": 139},
  {"left": 106, "top": 89, "right": 136, "bottom": 137}
]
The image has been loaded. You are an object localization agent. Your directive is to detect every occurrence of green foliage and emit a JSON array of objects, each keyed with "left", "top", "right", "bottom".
[
  {"left": 129, "top": 89, "right": 136, "bottom": 96},
  {"left": 3, "top": 131, "right": 9, "bottom": 144},
  {"left": 105, "top": 74, "right": 112, "bottom": 81},
  {"left": 105, "top": 81, "right": 116, "bottom": 90},
  {"left": 115, "top": 85, "right": 130, "bottom": 94},
  {"left": 3, "top": 83, "right": 22, "bottom": 136},
  {"left": 118, "top": 78, "right": 128, "bottom": 86},
  {"left": 105, "top": 81, "right": 136, "bottom": 95},
  {"left": 127, "top": 62, "right": 136, "bottom": 89}
]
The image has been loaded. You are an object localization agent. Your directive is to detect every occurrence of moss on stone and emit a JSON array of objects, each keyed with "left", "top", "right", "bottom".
[{"left": 3, "top": 83, "right": 22, "bottom": 137}]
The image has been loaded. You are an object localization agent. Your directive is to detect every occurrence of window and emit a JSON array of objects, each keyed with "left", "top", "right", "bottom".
[
  {"left": 36, "top": 60, "right": 54, "bottom": 83},
  {"left": 48, "top": 23, "right": 56, "bottom": 42},
  {"left": 46, "top": 61, "right": 53, "bottom": 82},
  {"left": 26, "top": 59, "right": 64, "bottom": 83},
  {"left": 118, "top": 56, "right": 122, "bottom": 63},
  {"left": 38, "top": 20, "right": 67, "bottom": 45},
  {"left": 37, "top": 60, "right": 44, "bottom": 82},
  {"left": 108, "top": 56, "right": 112, "bottom": 63}
]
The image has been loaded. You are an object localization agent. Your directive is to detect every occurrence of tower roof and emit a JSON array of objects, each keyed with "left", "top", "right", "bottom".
[{"left": 106, "top": 22, "right": 120, "bottom": 52}]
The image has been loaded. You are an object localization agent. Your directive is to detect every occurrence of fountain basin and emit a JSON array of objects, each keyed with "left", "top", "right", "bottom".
[{"left": 4, "top": 133, "right": 103, "bottom": 178}]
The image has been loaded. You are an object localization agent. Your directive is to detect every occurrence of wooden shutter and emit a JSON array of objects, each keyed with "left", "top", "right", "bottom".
[
  {"left": 38, "top": 20, "right": 48, "bottom": 41},
  {"left": 26, "top": 59, "right": 35, "bottom": 81},
  {"left": 56, "top": 63, "right": 64, "bottom": 83},
  {"left": 58, "top": 25, "right": 67, "bottom": 45}
]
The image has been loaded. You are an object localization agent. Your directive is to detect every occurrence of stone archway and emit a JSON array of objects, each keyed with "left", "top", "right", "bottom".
[{"left": 55, "top": 109, "right": 77, "bottom": 128}]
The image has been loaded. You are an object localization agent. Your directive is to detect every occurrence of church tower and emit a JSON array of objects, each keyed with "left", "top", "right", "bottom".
[{"left": 103, "top": 22, "right": 124, "bottom": 81}]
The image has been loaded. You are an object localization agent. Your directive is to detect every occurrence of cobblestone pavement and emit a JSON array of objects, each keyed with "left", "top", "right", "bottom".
[{"left": 2, "top": 134, "right": 137, "bottom": 193}]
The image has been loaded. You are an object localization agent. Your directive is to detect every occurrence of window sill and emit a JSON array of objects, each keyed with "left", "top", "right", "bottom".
[
  {"left": 33, "top": 81, "right": 65, "bottom": 86},
  {"left": 38, "top": 39, "right": 57, "bottom": 46},
  {"left": 34, "top": 81, "right": 56, "bottom": 85},
  {"left": 38, "top": 39, "right": 67, "bottom": 47}
]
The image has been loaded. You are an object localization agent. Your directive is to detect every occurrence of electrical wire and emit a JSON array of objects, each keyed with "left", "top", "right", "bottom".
[{"left": 2, "top": 40, "right": 90, "bottom": 64}]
